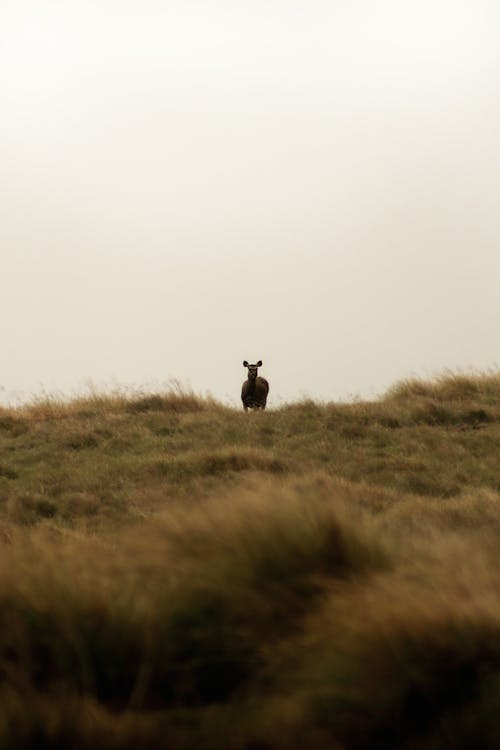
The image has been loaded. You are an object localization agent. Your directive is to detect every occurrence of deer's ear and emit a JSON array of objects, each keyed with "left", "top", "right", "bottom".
[
  {"left": 256, "top": 360, "right": 263, "bottom": 367},
  {"left": 243, "top": 361, "right": 249, "bottom": 367}
]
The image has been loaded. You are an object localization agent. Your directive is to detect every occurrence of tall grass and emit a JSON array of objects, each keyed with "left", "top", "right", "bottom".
[{"left": 0, "top": 373, "right": 498, "bottom": 748}]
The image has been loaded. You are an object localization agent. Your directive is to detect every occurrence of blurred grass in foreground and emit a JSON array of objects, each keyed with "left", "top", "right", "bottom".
[{"left": 0, "top": 372, "right": 498, "bottom": 748}]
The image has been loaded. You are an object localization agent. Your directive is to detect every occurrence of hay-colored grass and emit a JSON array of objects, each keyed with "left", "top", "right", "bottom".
[{"left": 0, "top": 372, "right": 498, "bottom": 748}]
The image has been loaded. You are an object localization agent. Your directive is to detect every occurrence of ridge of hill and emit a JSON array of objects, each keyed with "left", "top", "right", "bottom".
[{"left": 0, "top": 372, "right": 498, "bottom": 748}]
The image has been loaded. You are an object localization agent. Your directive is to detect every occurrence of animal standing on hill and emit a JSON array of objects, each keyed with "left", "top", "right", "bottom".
[{"left": 241, "top": 360, "right": 269, "bottom": 412}]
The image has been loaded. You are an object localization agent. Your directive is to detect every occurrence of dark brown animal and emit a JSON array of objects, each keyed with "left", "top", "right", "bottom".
[{"left": 241, "top": 360, "right": 269, "bottom": 411}]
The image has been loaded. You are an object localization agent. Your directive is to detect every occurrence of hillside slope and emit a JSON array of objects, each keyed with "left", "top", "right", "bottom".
[{"left": 0, "top": 372, "right": 498, "bottom": 749}]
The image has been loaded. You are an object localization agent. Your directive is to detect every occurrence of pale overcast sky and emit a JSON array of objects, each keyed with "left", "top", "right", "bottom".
[{"left": 1, "top": 0, "right": 499, "bottom": 406}]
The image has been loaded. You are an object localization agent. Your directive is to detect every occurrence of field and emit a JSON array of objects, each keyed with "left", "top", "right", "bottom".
[{"left": 0, "top": 372, "right": 499, "bottom": 749}]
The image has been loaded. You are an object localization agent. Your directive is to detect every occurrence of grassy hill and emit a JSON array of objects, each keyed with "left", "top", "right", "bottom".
[{"left": 0, "top": 372, "right": 499, "bottom": 749}]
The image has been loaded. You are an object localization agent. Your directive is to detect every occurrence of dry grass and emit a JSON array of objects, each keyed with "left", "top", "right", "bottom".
[{"left": 0, "top": 372, "right": 498, "bottom": 748}]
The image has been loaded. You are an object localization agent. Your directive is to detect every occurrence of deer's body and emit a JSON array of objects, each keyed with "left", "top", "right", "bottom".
[{"left": 241, "top": 360, "right": 269, "bottom": 411}]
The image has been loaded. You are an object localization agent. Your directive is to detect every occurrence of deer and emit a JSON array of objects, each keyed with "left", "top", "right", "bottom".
[{"left": 241, "top": 360, "right": 269, "bottom": 412}]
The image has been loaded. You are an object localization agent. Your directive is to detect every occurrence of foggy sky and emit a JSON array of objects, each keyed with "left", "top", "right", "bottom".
[{"left": 1, "top": 0, "right": 499, "bottom": 406}]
